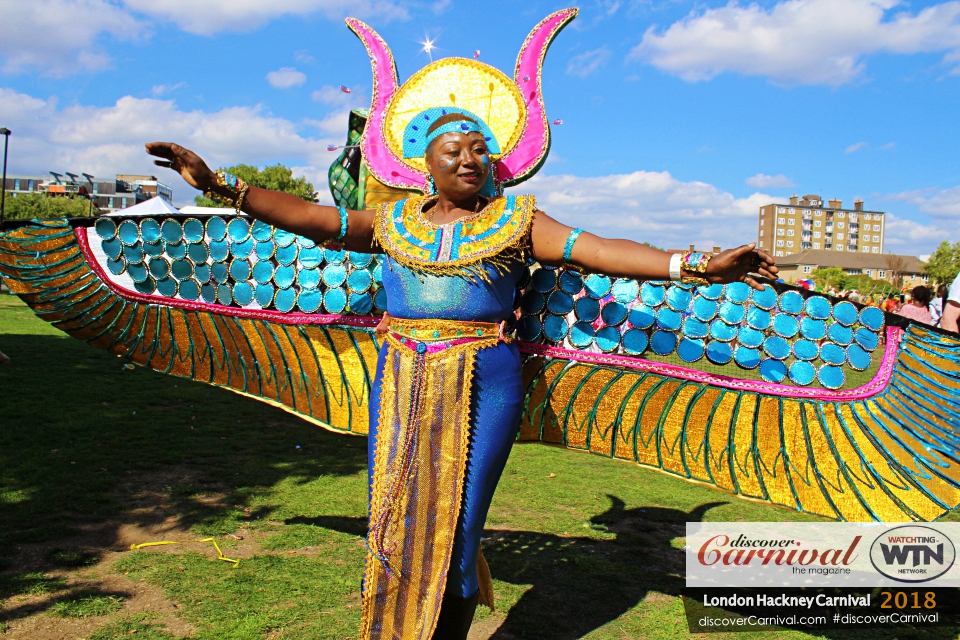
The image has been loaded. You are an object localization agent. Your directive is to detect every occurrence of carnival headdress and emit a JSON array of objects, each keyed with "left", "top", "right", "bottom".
[
  {"left": 339, "top": 8, "right": 577, "bottom": 204},
  {"left": 400, "top": 106, "right": 500, "bottom": 158}
]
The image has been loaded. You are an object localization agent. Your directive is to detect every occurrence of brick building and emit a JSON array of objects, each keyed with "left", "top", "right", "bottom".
[{"left": 757, "top": 195, "right": 885, "bottom": 258}]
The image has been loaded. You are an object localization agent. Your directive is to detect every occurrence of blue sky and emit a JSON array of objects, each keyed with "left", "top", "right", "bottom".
[{"left": 2, "top": 0, "right": 959, "bottom": 254}]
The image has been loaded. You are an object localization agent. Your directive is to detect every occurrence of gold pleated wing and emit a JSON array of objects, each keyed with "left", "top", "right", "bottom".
[{"left": 2, "top": 217, "right": 959, "bottom": 522}]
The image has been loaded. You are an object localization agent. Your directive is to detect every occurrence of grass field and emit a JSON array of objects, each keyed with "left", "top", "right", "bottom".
[{"left": 0, "top": 292, "right": 957, "bottom": 639}]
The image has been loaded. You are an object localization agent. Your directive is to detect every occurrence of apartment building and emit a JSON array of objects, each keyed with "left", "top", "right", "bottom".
[
  {"left": 3, "top": 173, "right": 172, "bottom": 213},
  {"left": 757, "top": 195, "right": 885, "bottom": 258}
]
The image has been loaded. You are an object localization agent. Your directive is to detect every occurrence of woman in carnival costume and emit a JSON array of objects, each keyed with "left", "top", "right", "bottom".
[{"left": 146, "top": 9, "right": 776, "bottom": 639}]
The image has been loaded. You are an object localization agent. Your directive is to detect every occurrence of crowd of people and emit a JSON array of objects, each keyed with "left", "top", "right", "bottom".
[
  {"left": 814, "top": 273, "right": 960, "bottom": 332},
  {"left": 890, "top": 274, "right": 960, "bottom": 331}
]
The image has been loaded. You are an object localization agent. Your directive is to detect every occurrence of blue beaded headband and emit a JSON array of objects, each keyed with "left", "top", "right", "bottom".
[
  {"left": 424, "top": 121, "right": 482, "bottom": 149},
  {"left": 402, "top": 106, "right": 500, "bottom": 158}
]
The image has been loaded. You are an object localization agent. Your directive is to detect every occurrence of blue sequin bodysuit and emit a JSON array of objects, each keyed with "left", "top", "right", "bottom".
[
  {"left": 362, "top": 195, "right": 537, "bottom": 615},
  {"left": 368, "top": 256, "right": 526, "bottom": 598}
]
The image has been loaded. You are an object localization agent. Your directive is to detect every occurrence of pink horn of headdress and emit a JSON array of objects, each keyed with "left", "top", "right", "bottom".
[
  {"left": 496, "top": 8, "right": 578, "bottom": 188},
  {"left": 345, "top": 18, "right": 429, "bottom": 193}
]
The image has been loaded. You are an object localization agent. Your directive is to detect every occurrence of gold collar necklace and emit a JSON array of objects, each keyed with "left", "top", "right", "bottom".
[{"left": 423, "top": 195, "right": 487, "bottom": 228}]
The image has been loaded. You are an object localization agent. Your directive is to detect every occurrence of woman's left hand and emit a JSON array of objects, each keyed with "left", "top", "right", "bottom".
[{"left": 704, "top": 244, "right": 778, "bottom": 291}]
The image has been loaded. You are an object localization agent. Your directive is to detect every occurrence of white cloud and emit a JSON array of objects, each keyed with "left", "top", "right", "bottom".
[
  {"left": 887, "top": 185, "right": 960, "bottom": 219},
  {"left": 879, "top": 142, "right": 896, "bottom": 150},
  {"left": 0, "top": 88, "right": 345, "bottom": 206},
  {"left": 150, "top": 82, "right": 184, "bottom": 97},
  {"left": 630, "top": 0, "right": 960, "bottom": 85},
  {"left": 0, "top": 0, "right": 408, "bottom": 75},
  {"left": 567, "top": 47, "right": 612, "bottom": 77},
  {"left": 267, "top": 67, "right": 307, "bottom": 89},
  {"left": 919, "top": 186, "right": 960, "bottom": 218},
  {"left": 846, "top": 141, "right": 868, "bottom": 154},
  {"left": 528, "top": 170, "right": 770, "bottom": 250},
  {"left": 0, "top": 0, "right": 145, "bottom": 75},
  {"left": 883, "top": 213, "right": 952, "bottom": 248},
  {"left": 120, "top": 0, "right": 408, "bottom": 35},
  {"left": 877, "top": 187, "right": 960, "bottom": 251},
  {"left": 746, "top": 173, "right": 794, "bottom": 188}
]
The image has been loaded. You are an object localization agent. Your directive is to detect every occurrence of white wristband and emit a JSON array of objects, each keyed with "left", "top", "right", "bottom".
[{"left": 669, "top": 253, "right": 682, "bottom": 281}]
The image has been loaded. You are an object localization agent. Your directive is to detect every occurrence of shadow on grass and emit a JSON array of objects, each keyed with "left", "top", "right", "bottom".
[
  {"left": 0, "top": 332, "right": 366, "bottom": 601},
  {"left": 486, "top": 496, "right": 721, "bottom": 639},
  {"left": 299, "top": 501, "right": 960, "bottom": 640},
  {"left": 0, "top": 576, "right": 130, "bottom": 624},
  {"left": 301, "top": 497, "right": 725, "bottom": 639}
]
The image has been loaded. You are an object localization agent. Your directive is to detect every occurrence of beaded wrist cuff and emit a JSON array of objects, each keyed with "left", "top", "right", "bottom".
[
  {"left": 563, "top": 228, "right": 584, "bottom": 269},
  {"left": 204, "top": 170, "right": 249, "bottom": 215},
  {"left": 336, "top": 205, "right": 349, "bottom": 242}
]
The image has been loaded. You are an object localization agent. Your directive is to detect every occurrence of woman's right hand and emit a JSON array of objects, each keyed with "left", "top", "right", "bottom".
[{"left": 145, "top": 142, "right": 216, "bottom": 192}]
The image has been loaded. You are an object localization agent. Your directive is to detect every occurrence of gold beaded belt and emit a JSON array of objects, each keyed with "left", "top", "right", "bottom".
[{"left": 377, "top": 314, "right": 510, "bottom": 343}]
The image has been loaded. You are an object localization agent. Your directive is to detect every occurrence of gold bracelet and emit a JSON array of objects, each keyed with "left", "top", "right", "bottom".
[
  {"left": 234, "top": 182, "right": 249, "bottom": 214},
  {"left": 204, "top": 170, "right": 249, "bottom": 213}
]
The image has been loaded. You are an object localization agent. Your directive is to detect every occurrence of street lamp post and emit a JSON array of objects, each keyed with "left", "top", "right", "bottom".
[{"left": 0, "top": 128, "right": 10, "bottom": 223}]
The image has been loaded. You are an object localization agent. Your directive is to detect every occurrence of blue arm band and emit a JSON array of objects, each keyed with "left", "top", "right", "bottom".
[
  {"left": 563, "top": 228, "right": 584, "bottom": 265},
  {"left": 336, "top": 206, "right": 349, "bottom": 241}
]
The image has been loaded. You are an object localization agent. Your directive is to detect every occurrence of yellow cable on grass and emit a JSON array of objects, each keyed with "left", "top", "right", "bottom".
[{"left": 129, "top": 537, "right": 240, "bottom": 567}]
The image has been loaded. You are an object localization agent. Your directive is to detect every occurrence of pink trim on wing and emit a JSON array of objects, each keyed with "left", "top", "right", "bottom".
[
  {"left": 346, "top": 18, "right": 427, "bottom": 193},
  {"left": 78, "top": 226, "right": 899, "bottom": 397},
  {"left": 496, "top": 8, "right": 578, "bottom": 187},
  {"left": 76, "top": 228, "right": 379, "bottom": 329},
  {"left": 516, "top": 325, "right": 901, "bottom": 401}
]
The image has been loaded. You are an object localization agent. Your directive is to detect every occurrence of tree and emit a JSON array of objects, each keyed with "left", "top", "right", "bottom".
[
  {"left": 810, "top": 266, "right": 847, "bottom": 290},
  {"left": 923, "top": 241, "right": 960, "bottom": 285},
  {"left": 809, "top": 267, "right": 895, "bottom": 296},
  {"left": 845, "top": 274, "right": 897, "bottom": 297},
  {"left": 4, "top": 192, "right": 97, "bottom": 219},
  {"left": 884, "top": 253, "right": 907, "bottom": 290},
  {"left": 194, "top": 164, "right": 317, "bottom": 207}
]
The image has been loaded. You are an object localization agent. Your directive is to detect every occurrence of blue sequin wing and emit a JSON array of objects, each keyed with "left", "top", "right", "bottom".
[{"left": 0, "top": 217, "right": 385, "bottom": 435}]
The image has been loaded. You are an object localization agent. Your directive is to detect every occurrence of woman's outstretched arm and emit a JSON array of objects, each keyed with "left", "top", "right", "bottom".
[
  {"left": 530, "top": 211, "right": 778, "bottom": 290},
  {"left": 145, "top": 142, "right": 378, "bottom": 253}
]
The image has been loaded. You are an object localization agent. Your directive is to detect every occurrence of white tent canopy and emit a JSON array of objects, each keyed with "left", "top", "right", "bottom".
[
  {"left": 178, "top": 205, "right": 245, "bottom": 216},
  {"left": 104, "top": 196, "right": 180, "bottom": 217}
]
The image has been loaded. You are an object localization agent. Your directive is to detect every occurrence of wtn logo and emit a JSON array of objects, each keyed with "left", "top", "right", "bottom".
[
  {"left": 879, "top": 543, "right": 944, "bottom": 567},
  {"left": 870, "top": 526, "right": 956, "bottom": 583}
]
